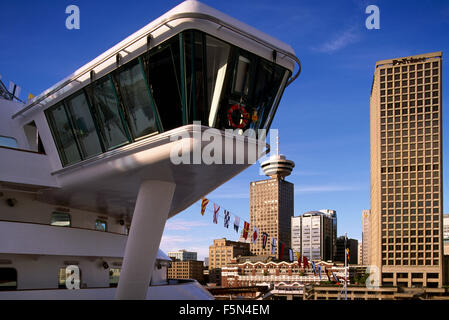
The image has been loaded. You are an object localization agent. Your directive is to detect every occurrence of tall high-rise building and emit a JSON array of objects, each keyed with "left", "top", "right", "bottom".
[
  {"left": 362, "top": 209, "right": 371, "bottom": 265},
  {"left": 443, "top": 214, "right": 449, "bottom": 255},
  {"left": 335, "top": 236, "right": 358, "bottom": 265},
  {"left": 370, "top": 52, "right": 444, "bottom": 288},
  {"left": 250, "top": 152, "right": 295, "bottom": 260},
  {"left": 291, "top": 210, "right": 336, "bottom": 261}
]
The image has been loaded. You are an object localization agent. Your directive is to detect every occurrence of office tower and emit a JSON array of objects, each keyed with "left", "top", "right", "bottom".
[
  {"left": 335, "top": 236, "right": 358, "bottom": 265},
  {"left": 208, "top": 238, "right": 250, "bottom": 284},
  {"left": 362, "top": 209, "right": 371, "bottom": 265},
  {"left": 292, "top": 211, "right": 335, "bottom": 261},
  {"left": 250, "top": 152, "right": 294, "bottom": 260},
  {"left": 444, "top": 214, "right": 449, "bottom": 255},
  {"left": 358, "top": 242, "right": 363, "bottom": 266},
  {"left": 167, "top": 249, "right": 197, "bottom": 261},
  {"left": 370, "top": 52, "right": 443, "bottom": 287},
  {"left": 319, "top": 209, "right": 337, "bottom": 259}
]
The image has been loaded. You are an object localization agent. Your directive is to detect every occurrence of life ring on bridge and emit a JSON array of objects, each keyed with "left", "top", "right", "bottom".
[{"left": 227, "top": 104, "right": 250, "bottom": 129}]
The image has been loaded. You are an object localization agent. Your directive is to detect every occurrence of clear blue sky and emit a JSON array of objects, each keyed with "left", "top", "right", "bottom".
[{"left": 1, "top": 0, "right": 448, "bottom": 259}]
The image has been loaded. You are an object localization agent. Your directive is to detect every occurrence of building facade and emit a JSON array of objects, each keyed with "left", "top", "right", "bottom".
[
  {"left": 250, "top": 177, "right": 294, "bottom": 259},
  {"left": 444, "top": 214, "right": 449, "bottom": 255},
  {"left": 291, "top": 211, "right": 335, "bottom": 261},
  {"left": 335, "top": 236, "right": 358, "bottom": 265},
  {"left": 167, "top": 249, "right": 197, "bottom": 261},
  {"left": 362, "top": 209, "right": 371, "bottom": 265},
  {"left": 167, "top": 260, "right": 204, "bottom": 284},
  {"left": 370, "top": 52, "right": 444, "bottom": 288},
  {"left": 208, "top": 238, "right": 250, "bottom": 284}
]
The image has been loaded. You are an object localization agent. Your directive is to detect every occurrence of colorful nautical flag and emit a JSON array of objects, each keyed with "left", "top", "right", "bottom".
[
  {"left": 251, "top": 227, "right": 259, "bottom": 245},
  {"left": 346, "top": 248, "right": 350, "bottom": 263},
  {"left": 213, "top": 203, "right": 220, "bottom": 224},
  {"left": 318, "top": 265, "right": 322, "bottom": 279},
  {"left": 224, "top": 210, "right": 230, "bottom": 228},
  {"left": 233, "top": 216, "right": 240, "bottom": 233},
  {"left": 311, "top": 261, "right": 317, "bottom": 276},
  {"left": 332, "top": 271, "right": 339, "bottom": 283},
  {"left": 270, "top": 238, "right": 277, "bottom": 255},
  {"left": 288, "top": 248, "right": 293, "bottom": 262},
  {"left": 242, "top": 221, "right": 250, "bottom": 240},
  {"left": 279, "top": 242, "right": 285, "bottom": 260},
  {"left": 296, "top": 252, "right": 301, "bottom": 267},
  {"left": 200, "top": 198, "right": 209, "bottom": 216},
  {"left": 325, "top": 267, "right": 331, "bottom": 281},
  {"left": 302, "top": 255, "right": 309, "bottom": 269},
  {"left": 261, "top": 232, "right": 268, "bottom": 249}
]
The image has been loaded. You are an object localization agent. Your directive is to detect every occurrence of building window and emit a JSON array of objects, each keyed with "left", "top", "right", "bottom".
[
  {"left": 50, "top": 212, "right": 71, "bottom": 227},
  {"left": 96, "top": 219, "right": 107, "bottom": 232},
  {"left": 0, "top": 268, "right": 17, "bottom": 291}
]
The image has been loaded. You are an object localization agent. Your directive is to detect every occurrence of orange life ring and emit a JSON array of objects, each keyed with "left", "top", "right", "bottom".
[{"left": 227, "top": 104, "right": 249, "bottom": 129}]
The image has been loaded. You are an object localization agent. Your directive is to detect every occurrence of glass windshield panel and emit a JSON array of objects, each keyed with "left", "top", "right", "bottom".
[
  {"left": 46, "top": 104, "right": 82, "bottom": 166},
  {"left": 92, "top": 76, "right": 130, "bottom": 150},
  {"left": 145, "top": 35, "right": 183, "bottom": 131},
  {"left": 205, "top": 35, "right": 231, "bottom": 127},
  {"left": 65, "top": 92, "right": 103, "bottom": 159},
  {"left": 116, "top": 60, "right": 159, "bottom": 139}
]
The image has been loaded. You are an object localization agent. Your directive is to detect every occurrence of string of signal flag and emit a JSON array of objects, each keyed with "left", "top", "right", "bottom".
[{"left": 199, "top": 197, "right": 349, "bottom": 283}]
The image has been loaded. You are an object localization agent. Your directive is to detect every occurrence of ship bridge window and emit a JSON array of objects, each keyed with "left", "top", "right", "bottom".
[
  {"left": 50, "top": 212, "right": 71, "bottom": 227},
  {"left": 91, "top": 75, "right": 131, "bottom": 150},
  {"left": 115, "top": 58, "right": 161, "bottom": 139},
  {"left": 144, "top": 35, "right": 183, "bottom": 131},
  {"left": 109, "top": 268, "right": 121, "bottom": 287},
  {"left": 65, "top": 91, "right": 103, "bottom": 159},
  {"left": 0, "top": 268, "right": 17, "bottom": 291},
  {"left": 45, "top": 29, "right": 290, "bottom": 167}
]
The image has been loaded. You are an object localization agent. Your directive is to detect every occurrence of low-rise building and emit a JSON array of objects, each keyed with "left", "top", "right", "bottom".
[{"left": 168, "top": 260, "right": 205, "bottom": 284}]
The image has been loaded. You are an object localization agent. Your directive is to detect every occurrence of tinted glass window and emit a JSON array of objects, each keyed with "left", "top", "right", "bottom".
[
  {"left": 116, "top": 60, "right": 159, "bottom": 139},
  {"left": 46, "top": 104, "right": 82, "bottom": 166},
  {"left": 145, "top": 35, "right": 183, "bottom": 131},
  {"left": 92, "top": 76, "right": 130, "bottom": 150},
  {"left": 65, "top": 92, "right": 103, "bottom": 159},
  {"left": 50, "top": 212, "right": 71, "bottom": 227},
  {"left": 0, "top": 136, "right": 18, "bottom": 149}
]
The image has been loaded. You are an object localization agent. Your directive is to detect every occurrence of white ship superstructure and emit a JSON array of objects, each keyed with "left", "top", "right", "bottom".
[{"left": 0, "top": 0, "right": 300, "bottom": 299}]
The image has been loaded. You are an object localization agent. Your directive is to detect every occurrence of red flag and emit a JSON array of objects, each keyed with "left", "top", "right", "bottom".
[
  {"left": 279, "top": 243, "right": 285, "bottom": 260},
  {"left": 242, "top": 221, "right": 250, "bottom": 239},
  {"left": 302, "top": 255, "right": 309, "bottom": 269},
  {"left": 200, "top": 198, "right": 209, "bottom": 216}
]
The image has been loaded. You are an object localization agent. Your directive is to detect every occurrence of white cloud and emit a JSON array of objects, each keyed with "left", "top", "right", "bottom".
[
  {"left": 295, "top": 184, "right": 365, "bottom": 193},
  {"left": 312, "top": 26, "right": 360, "bottom": 53},
  {"left": 165, "top": 219, "right": 209, "bottom": 231}
]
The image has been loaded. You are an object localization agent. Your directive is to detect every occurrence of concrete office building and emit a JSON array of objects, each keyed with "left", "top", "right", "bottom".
[
  {"left": 291, "top": 211, "right": 335, "bottom": 261},
  {"left": 208, "top": 238, "right": 250, "bottom": 284},
  {"left": 444, "top": 214, "right": 449, "bottom": 255},
  {"left": 362, "top": 209, "right": 371, "bottom": 265},
  {"left": 370, "top": 52, "right": 444, "bottom": 287},
  {"left": 167, "top": 260, "right": 205, "bottom": 284},
  {"left": 167, "top": 249, "right": 197, "bottom": 261},
  {"left": 250, "top": 151, "right": 295, "bottom": 260}
]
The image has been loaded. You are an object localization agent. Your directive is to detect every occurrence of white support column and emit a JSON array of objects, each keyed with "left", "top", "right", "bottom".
[{"left": 115, "top": 180, "right": 176, "bottom": 300}]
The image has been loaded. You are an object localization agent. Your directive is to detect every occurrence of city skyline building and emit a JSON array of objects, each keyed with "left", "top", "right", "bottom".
[
  {"left": 335, "top": 236, "right": 358, "bottom": 265},
  {"left": 250, "top": 150, "right": 295, "bottom": 260},
  {"left": 291, "top": 210, "right": 336, "bottom": 261},
  {"left": 362, "top": 209, "right": 371, "bottom": 265},
  {"left": 167, "top": 249, "right": 197, "bottom": 261},
  {"left": 370, "top": 52, "right": 444, "bottom": 288},
  {"left": 443, "top": 214, "right": 449, "bottom": 255}
]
